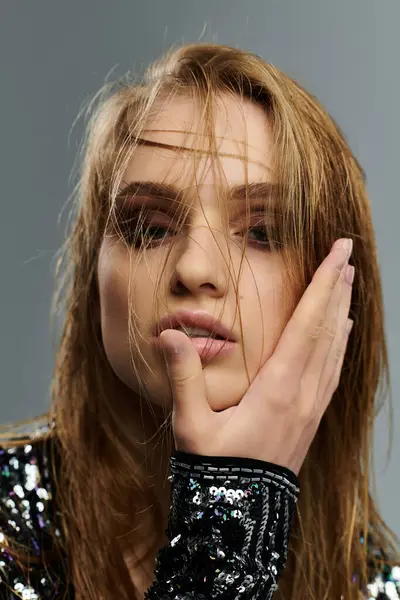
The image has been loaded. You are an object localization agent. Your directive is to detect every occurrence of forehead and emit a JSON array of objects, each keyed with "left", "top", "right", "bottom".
[{"left": 123, "top": 94, "right": 274, "bottom": 189}]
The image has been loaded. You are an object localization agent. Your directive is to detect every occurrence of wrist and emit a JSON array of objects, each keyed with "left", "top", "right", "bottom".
[{"left": 146, "top": 450, "right": 300, "bottom": 599}]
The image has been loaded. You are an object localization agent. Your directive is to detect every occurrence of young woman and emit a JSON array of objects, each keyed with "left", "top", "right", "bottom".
[{"left": 0, "top": 43, "right": 399, "bottom": 600}]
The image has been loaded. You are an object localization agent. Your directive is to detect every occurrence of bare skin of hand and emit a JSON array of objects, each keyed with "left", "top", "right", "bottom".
[{"left": 159, "top": 238, "right": 354, "bottom": 475}]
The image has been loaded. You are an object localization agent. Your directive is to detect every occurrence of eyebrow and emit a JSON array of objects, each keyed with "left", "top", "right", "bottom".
[{"left": 115, "top": 180, "right": 280, "bottom": 208}]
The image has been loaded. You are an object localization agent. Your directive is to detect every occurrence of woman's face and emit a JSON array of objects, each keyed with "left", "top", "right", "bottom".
[{"left": 97, "top": 93, "right": 294, "bottom": 412}]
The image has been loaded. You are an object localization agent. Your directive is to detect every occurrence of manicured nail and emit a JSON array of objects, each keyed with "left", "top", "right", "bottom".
[
  {"left": 345, "top": 264, "right": 355, "bottom": 285},
  {"left": 346, "top": 318, "right": 354, "bottom": 335},
  {"left": 333, "top": 238, "right": 353, "bottom": 255}
]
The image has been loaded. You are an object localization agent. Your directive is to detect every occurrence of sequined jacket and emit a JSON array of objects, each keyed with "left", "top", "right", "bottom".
[{"left": 0, "top": 423, "right": 399, "bottom": 599}]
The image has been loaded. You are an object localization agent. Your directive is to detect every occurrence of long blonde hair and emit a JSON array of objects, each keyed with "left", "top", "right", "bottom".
[{"left": 1, "top": 43, "right": 399, "bottom": 599}]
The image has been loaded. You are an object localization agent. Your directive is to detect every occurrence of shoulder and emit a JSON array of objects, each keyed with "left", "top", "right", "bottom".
[
  {"left": 0, "top": 418, "right": 68, "bottom": 598},
  {"left": 0, "top": 417, "right": 57, "bottom": 529},
  {"left": 361, "top": 532, "right": 400, "bottom": 599}
]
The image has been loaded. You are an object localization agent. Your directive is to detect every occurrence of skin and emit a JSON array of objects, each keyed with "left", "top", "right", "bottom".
[
  {"left": 97, "top": 94, "right": 295, "bottom": 414},
  {"left": 96, "top": 92, "right": 354, "bottom": 591}
]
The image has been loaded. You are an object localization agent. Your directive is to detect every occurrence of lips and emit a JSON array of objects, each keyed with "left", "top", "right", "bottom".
[{"left": 153, "top": 309, "right": 236, "bottom": 342}]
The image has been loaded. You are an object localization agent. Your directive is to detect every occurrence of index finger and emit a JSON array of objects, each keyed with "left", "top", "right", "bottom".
[{"left": 271, "top": 238, "right": 353, "bottom": 376}]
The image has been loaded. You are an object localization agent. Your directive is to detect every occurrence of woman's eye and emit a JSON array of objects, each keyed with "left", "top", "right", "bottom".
[
  {"left": 236, "top": 218, "right": 274, "bottom": 249},
  {"left": 247, "top": 224, "right": 269, "bottom": 245},
  {"left": 114, "top": 208, "right": 173, "bottom": 247},
  {"left": 130, "top": 222, "right": 171, "bottom": 246},
  {"left": 142, "top": 223, "right": 169, "bottom": 241},
  {"left": 113, "top": 207, "right": 276, "bottom": 250}
]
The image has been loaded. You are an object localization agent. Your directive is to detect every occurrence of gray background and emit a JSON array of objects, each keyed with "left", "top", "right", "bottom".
[{"left": 1, "top": 1, "right": 399, "bottom": 534}]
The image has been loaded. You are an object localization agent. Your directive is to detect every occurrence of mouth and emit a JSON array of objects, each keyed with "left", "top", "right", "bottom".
[
  {"left": 166, "top": 325, "right": 226, "bottom": 340},
  {"left": 177, "top": 335, "right": 236, "bottom": 361},
  {"left": 151, "top": 310, "right": 237, "bottom": 361},
  {"left": 153, "top": 310, "right": 237, "bottom": 342}
]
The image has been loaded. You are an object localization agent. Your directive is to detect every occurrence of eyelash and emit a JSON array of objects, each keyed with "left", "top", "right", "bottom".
[{"left": 113, "top": 208, "right": 275, "bottom": 250}]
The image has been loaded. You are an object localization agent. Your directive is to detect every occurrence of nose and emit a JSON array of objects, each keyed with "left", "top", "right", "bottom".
[{"left": 169, "top": 218, "right": 230, "bottom": 298}]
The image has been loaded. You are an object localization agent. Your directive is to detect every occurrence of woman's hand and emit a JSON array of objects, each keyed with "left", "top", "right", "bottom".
[{"left": 159, "top": 238, "right": 354, "bottom": 475}]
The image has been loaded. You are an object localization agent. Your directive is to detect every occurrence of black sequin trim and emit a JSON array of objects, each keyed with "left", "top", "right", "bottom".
[{"left": 144, "top": 451, "right": 300, "bottom": 600}]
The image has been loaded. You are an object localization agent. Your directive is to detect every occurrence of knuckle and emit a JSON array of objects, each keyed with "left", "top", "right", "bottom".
[
  {"left": 267, "top": 359, "right": 292, "bottom": 386},
  {"left": 270, "top": 391, "right": 296, "bottom": 410},
  {"left": 308, "top": 318, "right": 325, "bottom": 340},
  {"left": 274, "top": 386, "right": 299, "bottom": 410},
  {"left": 264, "top": 363, "right": 298, "bottom": 407},
  {"left": 321, "top": 322, "right": 337, "bottom": 340},
  {"left": 333, "top": 262, "right": 343, "bottom": 279},
  {"left": 298, "top": 404, "right": 318, "bottom": 426},
  {"left": 331, "top": 254, "right": 344, "bottom": 276},
  {"left": 171, "top": 370, "right": 198, "bottom": 389},
  {"left": 308, "top": 326, "right": 321, "bottom": 341},
  {"left": 333, "top": 343, "right": 344, "bottom": 362}
]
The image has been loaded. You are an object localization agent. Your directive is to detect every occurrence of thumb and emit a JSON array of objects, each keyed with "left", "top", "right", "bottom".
[{"left": 159, "top": 329, "right": 212, "bottom": 449}]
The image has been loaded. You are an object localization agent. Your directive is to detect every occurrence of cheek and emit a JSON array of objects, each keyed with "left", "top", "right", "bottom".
[
  {"left": 96, "top": 245, "right": 160, "bottom": 393},
  {"left": 97, "top": 246, "right": 131, "bottom": 373},
  {"left": 243, "top": 264, "right": 291, "bottom": 363},
  {"left": 97, "top": 252, "right": 129, "bottom": 321}
]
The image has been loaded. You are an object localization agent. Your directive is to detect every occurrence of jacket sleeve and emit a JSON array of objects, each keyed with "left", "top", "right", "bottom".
[
  {"left": 144, "top": 450, "right": 300, "bottom": 600},
  {"left": 0, "top": 435, "right": 67, "bottom": 599}
]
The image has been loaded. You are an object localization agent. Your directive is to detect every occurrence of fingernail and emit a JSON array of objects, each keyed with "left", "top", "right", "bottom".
[
  {"left": 345, "top": 264, "right": 355, "bottom": 285},
  {"left": 333, "top": 238, "right": 353, "bottom": 255},
  {"left": 162, "top": 344, "right": 184, "bottom": 359},
  {"left": 346, "top": 318, "right": 354, "bottom": 335}
]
